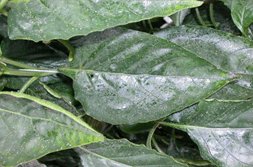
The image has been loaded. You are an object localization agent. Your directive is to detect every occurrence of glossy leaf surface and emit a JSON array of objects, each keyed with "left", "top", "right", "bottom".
[
  {"left": 60, "top": 28, "right": 231, "bottom": 124},
  {"left": 8, "top": 0, "right": 202, "bottom": 41},
  {"left": 156, "top": 25, "right": 253, "bottom": 75},
  {"left": 0, "top": 92, "right": 103, "bottom": 167},
  {"left": 166, "top": 99, "right": 253, "bottom": 167},
  {"left": 77, "top": 139, "right": 187, "bottom": 167}
]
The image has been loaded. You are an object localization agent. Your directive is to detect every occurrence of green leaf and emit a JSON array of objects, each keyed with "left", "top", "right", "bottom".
[
  {"left": 164, "top": 99, "right": 253, "bottom": 167},
  {"left": 156, "top": 25, "right": 253, "bottom": 75},
  {"left": 60, "top": 28, "right": 231, "bottom": 125},
  {"left": 0, "top": 91, "right": 103, "bottom": 167},
  {"left": 27, "top": 81, "right": 81, "bottom": 116},
  {"left": 76, "top": 139, "right": 187, "bottom": 167},
  {"left": 18, "top": 160, "right": 46, "bottom": 167},
  {"left": 220, "top": 0, "right": 253, "bottom": 36},
  {"left": 8, "top": 0, "right": 202, "bottom": 41}
]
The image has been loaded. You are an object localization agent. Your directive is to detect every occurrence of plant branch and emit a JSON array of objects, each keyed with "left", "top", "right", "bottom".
[
  {"left": 152, "top": 138, "right": 164, "bottom": 153},
  {"left": 146, "top": 123, "right": 160, "bottom": 149},
  {"left": 209, "top": 3, "right": 219, "bottom": 28},
  {"left": 58, "top": 39, "right": 75, "bottom": 61},
  {"left": 19, "top": 77, "right": 39, "bottom": 93},
  {"left": 195, "top": 8, "right": 206, "bottom": 26},
  {"left": 147, "top": 20, "right": 154, "bottom": 33},
  {"left": 3, "top": 68, "right": 58, "bottom": 77},
  {"left": 0, "top": 57, "right": 36, "bottom": 69}
]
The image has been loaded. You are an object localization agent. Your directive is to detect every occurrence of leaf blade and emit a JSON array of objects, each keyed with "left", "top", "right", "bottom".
[
  {"left": 156, "top": 25, "right": 253, "bottom": 75},
  {"left": 60, "top": 28, "right": 231, "bottom": 125},
  {"left": 0, "top": 91, "right": 104, "bottom": 167},
  {"left": 165, "top": 99, "right": 253, "bottom": 167},
  {"left": 8, "top": 0, "right": 202, "bottom": 41},
  {"left": 221, "top": 0, "right": 253, "bottom": 36},
  {"left": 77, "top": 139, "right": 188, "bottom": 167}
]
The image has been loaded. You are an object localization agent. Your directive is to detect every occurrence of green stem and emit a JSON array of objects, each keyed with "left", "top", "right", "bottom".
[
  {"left": 0, "top": 57, "right": 36, "bottom": 69},
  {"left": 58, "top": 39, "right": 75, "bottom": 61},
  {"left": 195, "top": 8, "right": 206, "bottom": 26},
  {"left": 142, "top": 20, "right": 148, "bottom": 31},
  {"left": 40, "top": 82, "right": 62, "bottom": 98},
  {"left": 152, "top": 138, "right": 164, "bottom": 153},
  {"left": 209, "top": 3, "right": 219, "bottom": 28},
  {"left": 147, "top": 20, "right": 154, "bottom": 33},
  {"left": 146, "top": 123, "right": 159, "bottom": 149},
  {"left": 247, "top": 28, "right": 253, "bottom": 39},
  {"left": 175, "top": 11, "right": 181, "bottom": 26},
  {"left": 3, "top": 68, "right": 58, "bottom": 77},
  {"left": 19, "top": 77, "right": 39, "bottom": 93},
  {"left": 0, "top": 0, "right": 8, "bottom": 11}
]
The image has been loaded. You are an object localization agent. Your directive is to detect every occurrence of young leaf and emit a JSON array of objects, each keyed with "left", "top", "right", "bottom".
[
  {"left": 76, "top": 139, "right": 188, "bottom": 167},
  {"left": 8, "top": 0, "right": 202, "bottom": 41},
  {"left": 156, "top": 25, "right": 253, "bottom": 75},
  {"left": 165, "top": 99, "right": 253, "bottom": 167},
  {"left": 0, "top": 92, "right": 104, "bottom": 167},
  {"left": 60, "top": 28, "right": 231, "bottom": 125},
  {"left": 220, "top": 0, "right": 253, "bottom": 36}
]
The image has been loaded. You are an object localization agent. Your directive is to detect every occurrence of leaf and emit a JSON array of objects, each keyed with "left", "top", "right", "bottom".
[
  {"left": 8, "top": 0, "right": 202, "bottom": 41},
  {"left": 165, "top": 98, "right": 253, "bottom": 167},
  {"left": 17, "top": 160, "right": 46, "bottom": 167},
  {"left": 156, "top": 25, "right": 253, "bottom": 75},
  {"left": 119, "top": 122, "right": 156, "bottom": 134},
  {"left": 0, "top": 39, "right": 68, "bottom": 69},
  {"left": 221, "top": 0, "right": 253, "bottom": 36},
  {"left": 60, "top": 28, "right": 231, "bottom": 125},
  {"left": 76, "top": 139, "right": 187, "bottom": 167},
  {"left": 0, "top": 38, "right": 57, "bottom": 60},
  {"left": 0, "top": 92, "right": 103, "bottom": 167},
  {"left": 27, "top": 81, "right": 81, "bottom": 116}
]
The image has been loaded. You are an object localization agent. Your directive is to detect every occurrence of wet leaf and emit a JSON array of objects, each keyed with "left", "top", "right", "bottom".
[
  {"left": 8, "top": 0, "right": 202, "bottom": 41},
  {"left": 0, "top": 92, "right": 103, "bottom": 167},
  {"left": 60, "top": 28, "right": 231, "bottom": 124}
]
